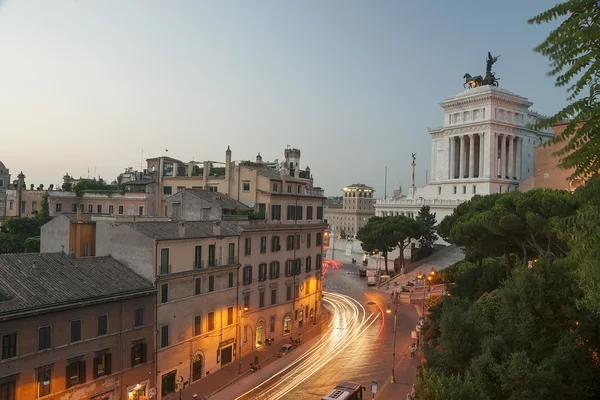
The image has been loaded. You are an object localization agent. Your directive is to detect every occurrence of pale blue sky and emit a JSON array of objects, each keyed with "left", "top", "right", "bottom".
[{"left": 0, "top": 0, "right": 564, "bottom": 195}]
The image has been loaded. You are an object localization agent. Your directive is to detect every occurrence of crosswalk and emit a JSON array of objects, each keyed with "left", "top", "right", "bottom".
[{"left": 324, "top": 285, "right": 365, "bottom": 290}]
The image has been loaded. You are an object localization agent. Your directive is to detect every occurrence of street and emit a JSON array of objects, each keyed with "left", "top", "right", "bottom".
[{"left": 211, "top": 262, "right": 419, "bottom": 399}]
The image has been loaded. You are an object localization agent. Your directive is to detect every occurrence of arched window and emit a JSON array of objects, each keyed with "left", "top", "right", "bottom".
[{"left": 283, "top": 314, "right": 292, "bottom": 335}]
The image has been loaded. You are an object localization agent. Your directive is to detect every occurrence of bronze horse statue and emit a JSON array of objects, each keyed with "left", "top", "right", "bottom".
[{"left": 464, "top": 73, "right": 483, "bottom": 88}]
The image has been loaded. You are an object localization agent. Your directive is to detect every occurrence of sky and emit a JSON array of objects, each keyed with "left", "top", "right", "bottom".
[{"left": 0, "top": 0, "right": 566, "bottom": 196}]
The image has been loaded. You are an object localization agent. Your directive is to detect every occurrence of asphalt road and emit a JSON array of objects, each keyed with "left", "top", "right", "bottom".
[{"left": 212, "top": 263, "right": 419, "bottom": 400}]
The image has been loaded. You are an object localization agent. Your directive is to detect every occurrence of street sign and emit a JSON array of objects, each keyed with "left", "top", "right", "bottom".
[{"left": 372, "top": 381, "right": 378, "bottom": 393}]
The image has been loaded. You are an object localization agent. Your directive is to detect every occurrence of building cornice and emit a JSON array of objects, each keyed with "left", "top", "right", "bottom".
[{"left": 428, "top": 121, "right": 555, "bottom": 138}]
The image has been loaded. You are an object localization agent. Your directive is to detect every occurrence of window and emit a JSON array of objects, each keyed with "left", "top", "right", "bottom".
[
  {"left": 473, "top": 185, "right": 477, "bottom": 194},
  {"left": 286, "top": 235, "right": 295, "bottom": 250},
  {"left": 108, "top": 205, "right": 114, "bottom": 214},
  {"left": 271, "top": 236, "right": 280, "bottom": 252},
  {"left": 118, "top": 205, "right": 124, "bottom": 214},
  {"left": 316, "top": 233, "right": 322, "bottom": 246},
  {"left": 38, "top": 368, "right": 51, "bottom": 397},
  {"left": 88, "top": 204, "right": 93, "bottom": 213},
  {"left": 38, "top": 326, "right": 52, "bottom": 350},
  {"left": 208, "top": 244, "right": 216, "bottom": 267},
  {"left": 97, "top": 314, "right": 108, "bottom": 336},
  {"left": 56, "top": 203, "right": 62, "bottom": 212},
  {"left": 295, "top": 234, "right": 301, "bottom": 250},
  {"left": 243, "top": 326, "right": 248, "bottom": 343},
  {"left": 295, "top": 284, "right": 300, "bottom": 299},
  {"left": 305, "top": 256, "right": 312, "bottom": 273},
  {"left": 194, "top": 245, "right": 202, "bottom": 268},
  {"left": 260, "top": 236, "right": 267, "bottom": 253},
  {"left": 79, "top": 203, "right": 84, "bottom": 212},
  {"left": 306, "top": 233, "right": 311, "bottom": 248},
  {"left": 316, "top": 206, "right": 323, "bottom": 220},
  {"left": 295, "top": 258, "right": 302, "bottom": 275},
  {"left": 161, "top": 284, "right": 169, "bottom": 303},
  {"left": 1, "top": 333, "right": 16, "bottom": 360},
  {"left": 242, "top": 182, "right": 250, "bottom": 192},
  {"left": 243, "top": 265, "right": 253, "bottom": 285},
  {"left": 66, "top": 359, "right": 86, "bottom": 388},
  {"left": 207, "top": 312, "right": 215, "bottom": 331},
  {"left": 71, "top": 203, "right": 77, "bottom": 212},
  {"left": 163, "top": 186, "right": 172, "bottom": 195},
  {"left": 227, "top": 307, "right": 234, "bottom": 326},
  {"left": 194, "top": 315, "right": 202, "bottom": 336},
  {"left": 97, "top": 204, "right": 102, "bottom": 213},
  {"left": 305, "top": 279, "right": 310, "bottom": 295},
  {"left": 195, "top": 277, "right": 202, "bottom": 295},
  {"left": 463, "top": 185, "right": 467, "bottom": 194},
  {"left": 259, "top": 291, "right": 265, "bottom": 308},
  {"left": 269, "top": 261, "right": 280, "bottom": 279},
  {"left": 316, "top": 254, "right": 322, "bottom": 270},
  {"left": 453, "top": 186, "right": 457, "bottom": 194},
  {"left": 438, "top": 186, "right": 442, "bottom": 195},
  {"left": 287, "top": 185, "right": 292, "bottom": 193},
  {"left": 228, "top": 272, "right": 234, "bottom": 288},
  {"left": 161, "top": 370, "right": 176, "bottom": 397},
  {"left": 138, "top": 206, "right": 144, "bottom": 215},
  {"left": 83, "top": 242, "right": 90, "bottom": 257},
  {"left": 8, "top": 200, "right": 13, "bottom": 210},
  {"left": 20, "top": 201, "right": 25, "bottom": 214},
  {"left": 271, "top": 289, "right": 277, "bottom": 305},
  {"left": 286, "top": 205, "right": 296, "bottom": 220},
  {"left": 134, "top": 307, "right": 144, "bottom": 327},
  {"left": 208, "top": 275, "right": 215, "bottom": 292},
  {"left": 307, "top": 206, "right": 313, "bottom": 220},
  {"left": 271, "top": 205, "right": 281, "bottom": 220},
  {"left": 285, "top": 260, "right": 294, "bottom": 276},
  {"left": 244, "top": 237, "right": 252, "bottom": 255},
  {"left": 160, "top": 325, "right": 169, "bottom": 348},
  {"left": 270, "top": 316, "right": 276, "bottom": 333},
  {"left": 244, "top": 295, "right": 250, "bottom": 310},
  {"left": 258, "top": 263, "right": 267, "bottom": 281},
  {"left": 0, "top": 380, "right": 15, "bottom": 400},
  {"left": 160, "top": 248, "right": 170, "bottom": 274},
  {"left": 296, "top": 205, "right": 303, "bottom": 220},
  {"left": 272, "top": 183, "right": 278, "bottom": 192},
  {"left": 131, "top": 342, "right": 147, "bottom": 366},
  {"left": 70, "top": 320, "right": 82, "bottom": 343},
  {"left": 228, "top": 242, "right": 236, "bottom": 264},
  {"left": 93, "top": 353, "right": 111, "bottom": 378},
  {"left": 286, "top": 285, "right": 292, "bottom": 301}
]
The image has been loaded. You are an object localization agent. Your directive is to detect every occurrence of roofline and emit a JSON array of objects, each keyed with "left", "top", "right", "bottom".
[
  {"left": 0, "top": 288, "right": 156, "bottom": 322},
  {"left": 257, "top": 189, "right": 325, "bottom": 200},
  {"left": 239, "top": 222, "right": 328, "bottom": 232}
]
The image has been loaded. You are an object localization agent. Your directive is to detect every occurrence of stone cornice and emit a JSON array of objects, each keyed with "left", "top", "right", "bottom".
[{"left": 428, "top": 121, "right": 555, "bottom": 138}]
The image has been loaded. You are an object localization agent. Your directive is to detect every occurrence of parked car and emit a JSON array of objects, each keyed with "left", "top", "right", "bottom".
[{"left": 278, "top": 344, "right": 294, "bottom": 357}]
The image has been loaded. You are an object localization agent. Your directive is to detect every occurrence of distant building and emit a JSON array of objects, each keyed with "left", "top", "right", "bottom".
[
  {"left": 324, "top": 184, "right": 375, "bottom": 236},
  {"left": 0, "top": 161, "right": 10, "bottom": 220},
  {"left": 0, "top": 252, "right": 156, "bottom": 400},
  {"left": 166, "top": 188, "right": 251, "bottom": 221},
  {"left": 518, "top": 121, "right": 586, "bottom": 192}
]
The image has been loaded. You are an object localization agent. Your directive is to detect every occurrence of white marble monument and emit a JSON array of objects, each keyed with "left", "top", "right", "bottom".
[{"left": 376, "top": 84, "right": 555, "bottom": 225}]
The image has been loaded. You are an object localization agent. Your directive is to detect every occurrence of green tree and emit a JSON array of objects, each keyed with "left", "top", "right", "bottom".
[
  {"left": 39, "top": 192, "right": 50, "bottom": 220},
  {"left": 416, "top": 205, "right": 438, "bottom": 259},
  {"left": 384, "top": 215, "right": 422, "bottom": 270},
  {"left": 415, "top": 368, "right": 481, "bottom": 400},
  {"left": 529, "top": 0, "right": 600, "bottom": 180},
  {"left": 356, "top": 216, "right": 396, "bottom": 274},
  {"left": 24, "top": 237, "right": 40, "bottom": 252}
]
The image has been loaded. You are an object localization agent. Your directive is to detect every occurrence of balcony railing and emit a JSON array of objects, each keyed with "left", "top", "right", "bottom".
[{"left": 201, "top": 257, "right": 238, "bottom": 268}]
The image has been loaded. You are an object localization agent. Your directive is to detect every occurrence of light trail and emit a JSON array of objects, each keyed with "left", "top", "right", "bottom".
[{"left": 234, "top": 292, "right": 380, "bottom": 400}]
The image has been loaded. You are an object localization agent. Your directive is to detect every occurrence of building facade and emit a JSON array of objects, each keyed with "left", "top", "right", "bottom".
[
  {"left": 375, "top": 85, "right": 555, "bottom": 224},
  {"left": 0, "top": 253, "right": 156, "bottom": 400},
  {"left": 93, "top": 219, "right": 241, "bottom": 400},
  {"left": 0, "top": 162, "right": 10, "bottom": 220},
  {"left": 324, "top": 184, "right": 375, "bottom": 236}
]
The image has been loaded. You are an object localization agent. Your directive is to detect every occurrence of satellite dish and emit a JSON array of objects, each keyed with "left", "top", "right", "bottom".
[{"left": 246, "top": 201, "right": 255, "bottom": 208}]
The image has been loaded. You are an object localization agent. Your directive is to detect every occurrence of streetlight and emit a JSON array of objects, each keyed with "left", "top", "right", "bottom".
[{"left": 387, "top": 296, "right": 398, "bottom": 383}]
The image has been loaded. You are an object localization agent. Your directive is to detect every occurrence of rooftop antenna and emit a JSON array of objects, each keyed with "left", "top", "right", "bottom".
[
  {"left": 286, "top": 144, "right": 291, "bottom": 149},
  {"left": 94, "top": 166, "right": 97, "bottom": 179},
  {"left": 87, "top": 167, "right": 90, "bottom": 178},
  {"left": 140, "top": 149, "right": 143, "bottom": 170},
  {"left": 384, "top": 166, "right": 387, "bottom": 199}
]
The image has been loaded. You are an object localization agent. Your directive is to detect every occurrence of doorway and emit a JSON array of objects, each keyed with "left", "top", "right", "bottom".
[
  {"left": 256, "top": 321, "right": 265, "bottom": 347},
  {"left": 221, "top": 345, "right": 233, "bottom": 366},
  {"left": 191, "top": 352, "right": 203, "bottom": 382}
]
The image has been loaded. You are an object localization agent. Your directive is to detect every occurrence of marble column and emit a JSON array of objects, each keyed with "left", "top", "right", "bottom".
[
  {"left": 448, "top": 136, "right": 454, "bottom": 179},
  {"left": 500, "top": 134, "right": 507, "bottom": 178},
  {"left": 459, "top": 135, "right": 466, "bottom": 179},
  {"left": 515, "top": 137, "right": 522, "bottom": 180},
  {"left": 508, "top": 135, "right": 515, "bottom": 179},
  {"left": 478, "top": 133, "right": 485, "bottom": 178},
  {"left": 468, "top": 134, "right": 475, "bottom": 178}
]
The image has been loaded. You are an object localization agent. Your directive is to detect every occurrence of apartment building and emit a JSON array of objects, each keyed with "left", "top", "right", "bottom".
[
  {"left": 0, "top": 252, "right": 156, "bottom": 400},
  {"left": 324, "top": 184, "right": 375, "bottom": 236},
  {"left": 93, "top": 219, "right": 241, "bottom": 400}
]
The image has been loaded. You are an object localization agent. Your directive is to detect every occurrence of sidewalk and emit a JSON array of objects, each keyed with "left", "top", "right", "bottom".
[
  {"left": 377, "top": 245, "right": 464, "bottom": 295},
  {"left": 180, "top": 311, "right": 330, "bottom": 399}
]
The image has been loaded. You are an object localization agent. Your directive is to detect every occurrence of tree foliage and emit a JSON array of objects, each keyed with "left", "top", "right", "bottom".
[
  {"left": 384, "top": 215, "right": 422, "bottom": 269},
  {"left": 356, "top": 216, "right": 396, "bottom": 274},
  {"left": 529, "top": 0, "right": 600, "bottom": 180},
  {"left": 416, "top": 205, "right": 438, "bottom": 259},
  {"left": 0, "top": 214, "right": 51, "bottom": 254}
]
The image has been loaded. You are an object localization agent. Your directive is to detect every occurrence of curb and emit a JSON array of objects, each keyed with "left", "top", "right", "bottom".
[{"left": 207, "top": 310, "right": 331, "bottom": 398}]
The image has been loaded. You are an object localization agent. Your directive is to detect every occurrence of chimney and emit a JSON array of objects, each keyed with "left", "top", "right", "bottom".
[
  {"left": 77, "top": 208, "right": 82, "bottom": 223},
  {"left": 225, "top": 146, "right": 232, "bottom": 194},
  {"left": 178, "top": 221, "right": 185, "bottom": 239},
  {"left": 202, "top": 161, "right": 210, "bottom": 189},
  {"left": 213, "top": 221, "right": 221, "bottom": 236},
  {"left": 33, "top": 260, "right": 38, "bottom": 268}
]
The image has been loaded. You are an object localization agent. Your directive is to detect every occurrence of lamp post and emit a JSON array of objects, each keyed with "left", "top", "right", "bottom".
[
  {"left": 237, "top": 305, "right": 249, "bottom": 374},
  {"left": 386, "top": 294, "right": 399, "bottom": 383}
]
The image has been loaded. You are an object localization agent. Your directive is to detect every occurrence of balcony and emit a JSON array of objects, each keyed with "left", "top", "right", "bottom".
[{"left": 204, "top": 257, "right": 238, "bottom": 268}]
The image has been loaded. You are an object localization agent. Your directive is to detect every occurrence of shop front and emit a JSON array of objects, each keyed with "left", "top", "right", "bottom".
[{"left": 127, "top": 380, "right": 149, "bottom": 400}]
